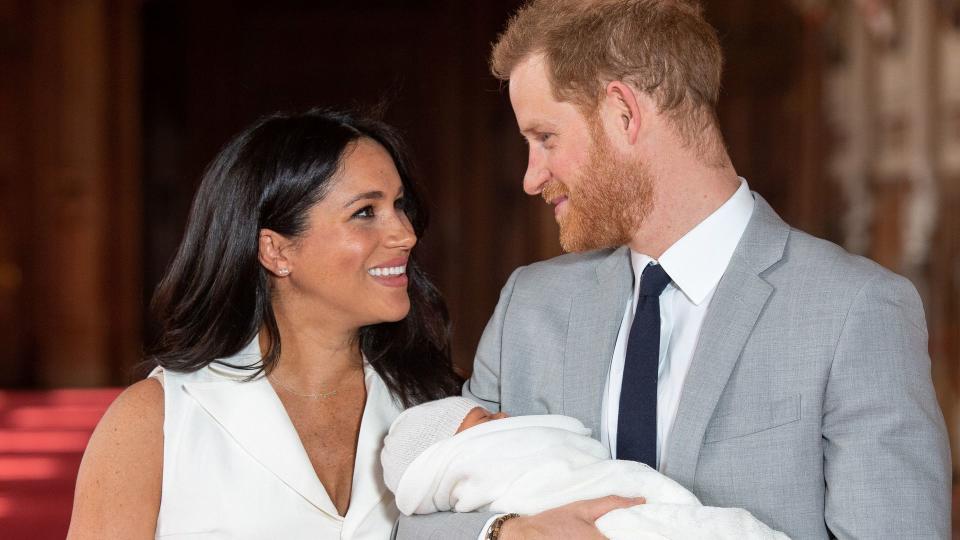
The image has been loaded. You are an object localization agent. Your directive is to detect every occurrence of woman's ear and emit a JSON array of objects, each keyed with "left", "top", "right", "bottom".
[
  {"left": 600, "top": 80, "right": 646, "bottom": 146},
  {"left": 258, "top": 229, "right": 293, "bottom": 277}
]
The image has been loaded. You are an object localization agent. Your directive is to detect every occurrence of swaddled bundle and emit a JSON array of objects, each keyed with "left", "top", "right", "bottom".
[{"left": 381, "top": 397, "right": 790, "bottom": 540}]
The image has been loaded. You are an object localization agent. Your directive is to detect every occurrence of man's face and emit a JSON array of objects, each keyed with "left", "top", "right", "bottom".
[{"left": 508, "top": 54, "right": 653, "bottom": 252}]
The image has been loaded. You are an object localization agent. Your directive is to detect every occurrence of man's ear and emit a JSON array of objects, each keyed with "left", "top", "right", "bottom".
[
  {"left": 599, "top": 80, "right": 647, "bottom": 146},
  {"left": 258, "top": 229, "right": 294, "bottom": 277}
]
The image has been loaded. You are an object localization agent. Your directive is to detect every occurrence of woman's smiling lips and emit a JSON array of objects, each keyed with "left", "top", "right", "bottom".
[{"left": 367, "top": 258, "right": 409, "bottom": 287}]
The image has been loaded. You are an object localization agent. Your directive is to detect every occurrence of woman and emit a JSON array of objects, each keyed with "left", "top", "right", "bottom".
[{"left": 67, "top": 110, "right": 461, "bottom": 539}]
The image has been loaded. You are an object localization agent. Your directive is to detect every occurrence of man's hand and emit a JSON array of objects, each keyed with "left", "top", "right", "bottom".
[{"left": 499, "top": 495, "right": 645, "bottom": 540}]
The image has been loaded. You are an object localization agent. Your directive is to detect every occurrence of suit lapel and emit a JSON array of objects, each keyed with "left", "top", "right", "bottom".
[
  {"left": 661, "top": 195, "right": 789, "bottom": 486},
  {"left": 563, "top": 247, "right": 633, "bottom": 437}
]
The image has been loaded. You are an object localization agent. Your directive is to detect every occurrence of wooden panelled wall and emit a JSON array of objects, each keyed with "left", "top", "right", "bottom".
[
  {"left": 0, "top": 0, "right": 956, "bottom": 477},
  {"left": 0, "top": 0, "right": 141, "bottom": 387}
]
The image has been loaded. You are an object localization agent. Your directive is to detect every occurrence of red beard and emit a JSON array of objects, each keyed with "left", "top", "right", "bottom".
[{"left": 542, "top": 131, "right": 654, "bottom": 253}]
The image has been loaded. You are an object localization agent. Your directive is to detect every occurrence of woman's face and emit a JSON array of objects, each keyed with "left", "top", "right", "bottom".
[{"left": 279, "top": 139, "right": 417, "bottom": 328}]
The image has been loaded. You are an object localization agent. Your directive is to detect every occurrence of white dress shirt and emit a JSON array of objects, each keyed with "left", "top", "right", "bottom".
[{"left": 600, "top": 178, "right": 755, "bottom": 470}]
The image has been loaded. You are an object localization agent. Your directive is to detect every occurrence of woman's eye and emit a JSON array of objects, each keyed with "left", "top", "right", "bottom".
[
  {"left": 352, "top": 206, "right": 375, "bottom": 219},
  {"left": 394, "top": 197, "right": 408, "bottom": 211}
]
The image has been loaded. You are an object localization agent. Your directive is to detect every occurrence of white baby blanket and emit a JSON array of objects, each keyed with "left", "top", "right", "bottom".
[{"left": 393, "top": 414, "right": 789, "bottom": 540}]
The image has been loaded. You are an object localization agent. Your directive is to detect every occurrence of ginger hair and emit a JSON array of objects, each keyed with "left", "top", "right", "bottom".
[{"left": 491, "top": 0, "right": 725, "bottom": 152}]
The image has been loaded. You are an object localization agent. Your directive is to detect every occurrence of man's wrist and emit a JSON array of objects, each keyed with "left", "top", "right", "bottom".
[
  {"left": 487, "top": 513, "right": 520, "bottom": 540},
  {"left": 496, "top": 514, "right": 530, "bottom": 540}
]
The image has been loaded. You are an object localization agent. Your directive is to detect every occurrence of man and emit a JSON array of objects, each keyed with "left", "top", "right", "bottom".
[{"left": 395, "top": 1, "right": 951, "bottom": 538}]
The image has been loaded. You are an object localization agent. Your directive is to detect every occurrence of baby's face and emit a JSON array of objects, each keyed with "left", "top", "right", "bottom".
[{"left": 456, "top": 407, "right": 509, "bottom": 433}]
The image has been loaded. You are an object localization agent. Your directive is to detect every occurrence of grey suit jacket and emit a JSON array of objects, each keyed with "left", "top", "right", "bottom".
[{"left": 395, "top": 196, "right": 951, "bottom": 539}]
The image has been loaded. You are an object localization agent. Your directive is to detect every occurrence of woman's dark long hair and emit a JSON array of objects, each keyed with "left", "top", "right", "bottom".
[{"left": 148, "top": 109, "right": 461, "bottom": 407}]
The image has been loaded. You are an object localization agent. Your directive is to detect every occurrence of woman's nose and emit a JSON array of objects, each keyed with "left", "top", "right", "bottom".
[{"left": 386, "top": 215, "right": 417, "bottom": 249}]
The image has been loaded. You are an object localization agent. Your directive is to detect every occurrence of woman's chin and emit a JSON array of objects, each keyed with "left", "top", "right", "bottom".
[
  {"left": 362, "top": 304, "right": 410, "bottom": 326},
  {"left": 385, "top": 306, "right": 411, "bottom": 323}
]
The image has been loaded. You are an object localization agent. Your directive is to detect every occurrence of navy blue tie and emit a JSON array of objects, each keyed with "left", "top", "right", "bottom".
[{"left": 617, "top": 263, "right": 672, "bottom": 468}]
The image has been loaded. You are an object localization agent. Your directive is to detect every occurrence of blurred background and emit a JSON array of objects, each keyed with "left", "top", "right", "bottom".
[{"left": 0, "top": 0, "right": 958, "bottom": 537}]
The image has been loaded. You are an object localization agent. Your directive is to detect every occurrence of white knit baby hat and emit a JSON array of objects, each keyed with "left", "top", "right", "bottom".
[{"left": 381, "top": 396, "right": 481, "bottom": 494}]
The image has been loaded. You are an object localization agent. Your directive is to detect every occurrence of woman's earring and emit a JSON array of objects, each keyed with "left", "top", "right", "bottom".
[{"left": 278, "top": 268, "right": 290, "bottom": 276}]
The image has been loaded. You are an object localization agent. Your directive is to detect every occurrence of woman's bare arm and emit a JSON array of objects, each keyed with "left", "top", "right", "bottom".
[{"left": 67, "top": 378, "right": 164, "bottom": 539}]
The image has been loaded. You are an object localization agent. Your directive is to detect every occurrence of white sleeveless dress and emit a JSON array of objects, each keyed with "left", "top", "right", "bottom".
[{"left": 150, "top": 338, "right": 403, "bottom": 539}]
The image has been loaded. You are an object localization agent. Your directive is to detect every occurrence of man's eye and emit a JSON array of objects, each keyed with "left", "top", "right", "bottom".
[
  {"left": 352, "top": 206, "right": 375, "bottom": 219},
  {"left": 538, "top": 133, "right": 553, "bottom": 143}
]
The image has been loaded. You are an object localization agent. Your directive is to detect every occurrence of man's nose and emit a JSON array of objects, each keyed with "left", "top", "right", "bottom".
[{"left": 522, "top": 152, "right": 549, "bottom": 195}]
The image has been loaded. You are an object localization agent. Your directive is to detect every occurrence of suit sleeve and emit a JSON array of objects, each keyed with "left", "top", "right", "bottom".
[
  {"left": 393, "top": 269, "right": 522, "bottom": 540},
  {"left": 822, "top": 272, "right": 951, "bottom": 538},
  {"left": 462, "top": 267, "right": 522, "bottom": 413}
]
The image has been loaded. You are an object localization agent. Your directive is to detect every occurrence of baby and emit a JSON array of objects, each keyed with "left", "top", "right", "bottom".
[{"left": 381, "top": 397, "right": 789, "bottom": 540}]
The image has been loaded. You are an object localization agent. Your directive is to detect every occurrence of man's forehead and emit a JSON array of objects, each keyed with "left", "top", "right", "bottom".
[
  {"left": 508, "top": 53, "right": 550, "bottom": 99},
  {"left": 508, "top": 55, "right": 565, "bottom": 128},
  {"left": 509, "top": 72, "right": 587, "bottom": 135}
]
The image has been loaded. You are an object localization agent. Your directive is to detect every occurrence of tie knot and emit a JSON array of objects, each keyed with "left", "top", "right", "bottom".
[{"left": 639, "top": 263, "right": 671, "bottom": 297}]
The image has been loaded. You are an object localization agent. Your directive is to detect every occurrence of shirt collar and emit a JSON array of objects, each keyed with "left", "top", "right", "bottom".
[{"left": 630, "top": 178, "right": 755, "bottom": 305}]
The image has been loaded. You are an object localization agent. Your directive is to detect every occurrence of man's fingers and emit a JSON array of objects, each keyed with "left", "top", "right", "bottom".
[{"left": 578, "top": 495, "right": 646, "bottom": 520}]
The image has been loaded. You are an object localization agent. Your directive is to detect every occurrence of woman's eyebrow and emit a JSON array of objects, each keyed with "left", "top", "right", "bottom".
[{"left": 343, "top": 191, "right": 383, "bottom": 207}]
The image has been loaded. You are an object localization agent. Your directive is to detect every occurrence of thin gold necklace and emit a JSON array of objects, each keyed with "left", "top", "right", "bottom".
[{"left": 268, "top": 375, "right": 339, "bottom": 399}]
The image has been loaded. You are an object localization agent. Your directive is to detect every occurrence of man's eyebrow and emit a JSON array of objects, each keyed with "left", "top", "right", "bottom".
[
  {"left": 519, "top": 122, "right": 555, "bottom": 136},
  {"left": 343, "top": 191, "right": 383, "bottom": 207}
]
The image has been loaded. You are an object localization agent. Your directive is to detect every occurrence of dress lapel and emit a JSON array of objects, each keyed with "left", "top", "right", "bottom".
[
  {"left": 661, "top": 195, "right": 789, "bottom": 486},
  {"left": 181, "top": 341, "right": 341, "bottom": 518},
  {"left": 342, "top": 364, "right": 403, "bottom": 537},
  {"left": 563, "top": 247, "right": 633, "bottom": 437}
]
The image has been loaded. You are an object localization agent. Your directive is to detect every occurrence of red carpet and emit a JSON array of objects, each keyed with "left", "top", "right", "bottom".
[{"left": 0, "top": 389, "right": 121, "bottom": 539}]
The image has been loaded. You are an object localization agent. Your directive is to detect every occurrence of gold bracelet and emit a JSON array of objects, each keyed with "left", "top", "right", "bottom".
[{"left": 487, "top": 513, "right": 520, "bottom": 540}]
